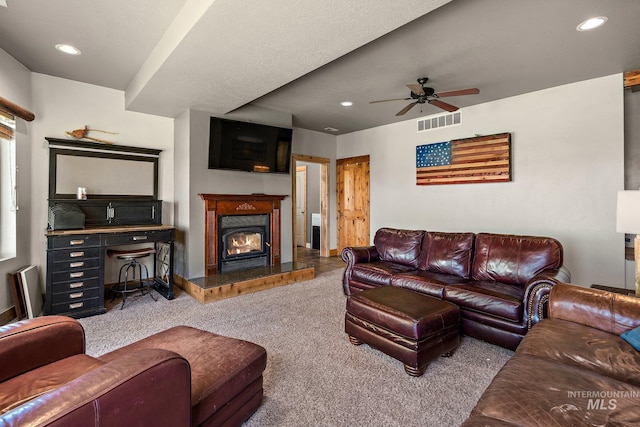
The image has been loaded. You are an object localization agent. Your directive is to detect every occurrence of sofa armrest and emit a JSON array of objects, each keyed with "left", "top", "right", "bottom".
[
  {"left": 548, "top": 283, "right": 640, "bottom": 335},
  {"left": 523, "top": 266, "right": 571, "bottom": 329},
  {"left": 341, "top": 246, "right": 379, "bottom": 295},
  {"left": 0, "top": 348, "right": 192, "bottom": 427},
  {"left": 341, "top": 245, "right": 379, "bottom": 265},
  {"left": 0, "top": 316, "right": 85, "bottom": 382}
]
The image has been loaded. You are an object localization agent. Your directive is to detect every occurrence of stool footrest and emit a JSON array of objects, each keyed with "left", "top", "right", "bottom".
[{"left": 107, "top": 247, "right": 156, "bottom": 259}]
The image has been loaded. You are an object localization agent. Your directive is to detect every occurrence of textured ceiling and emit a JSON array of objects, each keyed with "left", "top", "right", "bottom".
[{"left": 0, "top": 0, "right": 639, "bottom": 135}]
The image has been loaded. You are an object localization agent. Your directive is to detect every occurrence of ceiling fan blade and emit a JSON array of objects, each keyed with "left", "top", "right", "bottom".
[
  {"left": 406, "top": 84, "right": 424, "bottom": 95},
  {"left": 369, "top": 97, "right": 412, "bottom": 104},
  {"left": 429, "top": 99, "right": 459, "bottom": 112},
  {"left": 435, "top": 88, "right": 480, "bottom": 97},
  {"left": 396, "top": 102, "right": 418, "bottom": 116}
]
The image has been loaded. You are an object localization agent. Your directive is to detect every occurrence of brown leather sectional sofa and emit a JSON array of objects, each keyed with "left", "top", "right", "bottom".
[
  {"left": 342, "top": 228, "right": 571, "bottom": 350},
  {"left": 0, "top": 316, "right": 266, "bottom": 426},
  {"left": 463, "top": 283, "right": 640, "bottom": 426}
]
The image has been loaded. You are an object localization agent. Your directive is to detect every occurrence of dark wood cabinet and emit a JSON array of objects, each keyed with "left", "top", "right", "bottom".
[
  {"left": 45, "top": 226, "right": 175, "bottom": 318},
  {"left": 45, "top": 233, "right": 105, "bottom": 318},
  {"left": 49, "top": 199, "right": 162, "bottom": 227},
  {"left": 45, "top": 138, "right": 174, "bottom": 318}
]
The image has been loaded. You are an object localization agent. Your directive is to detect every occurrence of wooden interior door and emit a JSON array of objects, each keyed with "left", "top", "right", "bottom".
[
  {"left": 337, "top": 155, "right": 370, "bottom": 252},
  {"left": 295, "top": 166, "right": 307, "bottom": 247}
]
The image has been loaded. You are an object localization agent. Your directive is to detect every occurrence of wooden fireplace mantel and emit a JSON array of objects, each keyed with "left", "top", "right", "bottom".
[{"left": 199, "top": 193, "right": 287, "bottom": 276}]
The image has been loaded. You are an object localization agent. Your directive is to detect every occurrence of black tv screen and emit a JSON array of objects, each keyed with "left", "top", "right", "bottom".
[{"left": 208, "top": 117, "right": 292, "bottom": 174}]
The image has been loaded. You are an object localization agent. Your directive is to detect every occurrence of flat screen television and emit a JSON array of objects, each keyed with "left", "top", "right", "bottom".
[{"left": 208, "top": 117, "right": 292, "bottom": 174}]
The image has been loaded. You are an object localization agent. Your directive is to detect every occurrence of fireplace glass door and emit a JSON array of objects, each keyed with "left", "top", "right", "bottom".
[
  {"left": 225, "top": 230, "right": 263, "bottom": 257},
  {"left": 218, "top": 214, "right": 270, "bottom": 273}
]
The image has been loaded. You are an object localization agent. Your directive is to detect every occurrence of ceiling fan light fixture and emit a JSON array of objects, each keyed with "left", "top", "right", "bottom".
[
  {"left": 577, "top": 17, "right": 607, "bottom": 31},
  {"left": 55, "top": 43, "right": 81, "bottom": 55},
  {"left": 340, "top": 101, "right": 353, "bottom": 107}
]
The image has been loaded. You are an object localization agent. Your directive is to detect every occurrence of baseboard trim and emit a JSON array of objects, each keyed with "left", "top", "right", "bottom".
[
  {"left": 329, "top": 249, "right": 339, "bottom": 257},
  {"left": 0, "top": 307, "right": 17, "bottom": 326}
]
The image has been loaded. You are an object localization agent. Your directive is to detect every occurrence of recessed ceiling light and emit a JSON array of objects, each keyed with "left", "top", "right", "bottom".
[
  {"left": 324, "top": 127, "right": 339, "bottom": 132},
  {"left": 55, "top": 44, "right": 81, "bottom": 55},
  {"left": 340, "top": 101, "right": 353, "bottom": 107},
  {"left": 577, "top": 17, "right": 607, "bottom": 31}
]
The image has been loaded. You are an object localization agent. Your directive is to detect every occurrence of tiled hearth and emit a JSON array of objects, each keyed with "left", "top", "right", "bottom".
[{"left": 179, "top": 262, "right": 315, "bottom": 304}]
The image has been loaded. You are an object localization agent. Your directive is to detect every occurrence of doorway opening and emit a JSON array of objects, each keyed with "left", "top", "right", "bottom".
[{"left": 291, "top": 154, "right": 330, "bottom": 262}]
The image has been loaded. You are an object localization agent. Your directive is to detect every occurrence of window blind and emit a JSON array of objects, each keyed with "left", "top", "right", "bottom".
[{"left": 0, "top": 109, "right": 14, "bottom": 141}]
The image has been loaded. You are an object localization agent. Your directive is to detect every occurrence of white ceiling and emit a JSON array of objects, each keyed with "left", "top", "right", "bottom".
[{"left": 1, "top": 0, "right": 639, "bottom": 135}]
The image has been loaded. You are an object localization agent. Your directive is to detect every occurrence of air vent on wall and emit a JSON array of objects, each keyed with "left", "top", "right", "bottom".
[{"left": 417, "top": 111, "right": 462, "bottom": 133}]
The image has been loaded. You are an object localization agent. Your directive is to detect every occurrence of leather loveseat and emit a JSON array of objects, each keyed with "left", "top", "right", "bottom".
[
  {"left": 463, "top": 283, "right": 640, "bottom": 426},
  {"left": 0, "top": 316, "right": 266, "bottom": 426},
  {"left": 341, "top": 228, "right": 571, "bottom": 350}
]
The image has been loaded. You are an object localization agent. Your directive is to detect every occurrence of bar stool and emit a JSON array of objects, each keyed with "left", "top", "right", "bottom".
[{"left": 107, "top": 247, "right": 158, "bottom": 309}]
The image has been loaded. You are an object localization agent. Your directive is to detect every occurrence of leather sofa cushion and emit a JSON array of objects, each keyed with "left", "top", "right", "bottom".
[
  {"left": 466, "top": 354, "right": 640, "bottom": 426},
  {"left": 418, "top": 232, "right": 475, "bottom": 278},
  {"left": 0, "top": 354, "right": 104, "bottom": 415},
  {"left": 444, "top": 281, "right": 523, "bottom": 322},
  {"left": 391, "top": 270, "right": 470, "bottom": 298},
  {"left": 373, "top": 228, "right": 425, "bottom": 268},
  {"left": 516, "top": 318, "right": 640, "bottom": 387},
  {"left": 351, "top": 261, "right": 417, "bottom": 287},
  {"left": 472, "top": 233, "right": 563, "bottom": 286}
]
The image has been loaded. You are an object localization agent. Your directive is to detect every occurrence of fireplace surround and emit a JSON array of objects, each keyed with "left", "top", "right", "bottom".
[{"left": 199, "top": 194, "right": 286, "bottom": 275}]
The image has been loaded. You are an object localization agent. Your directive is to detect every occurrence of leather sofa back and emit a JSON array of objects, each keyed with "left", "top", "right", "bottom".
[
  {"left": 472, "top": 233, "right": 563, "bottom": 286},
  {"left": 418, "top": 232, "right": 475, "bottom": 278},
  {"left": 549, "top": 283, "right": 640, "bottom": 334},
  {"left": 374, "top": 228, "right": 425, "bottom": 268}
]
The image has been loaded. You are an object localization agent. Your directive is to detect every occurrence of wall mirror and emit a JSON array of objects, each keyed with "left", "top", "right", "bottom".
[{"left": 47, "top": 137, "right": 160, "bottom": 200}]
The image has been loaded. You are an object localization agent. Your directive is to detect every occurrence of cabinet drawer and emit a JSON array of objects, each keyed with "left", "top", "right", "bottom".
[
  {"left": 51, "top": 277, "right": 100, "bottom": 294},
  {"left": 104, "top": 230, "right": 172, "bottom": 245},
  {"left": 49, "top": 235, "right": 101, "bottom": 249},
  {"left": 50, "top": 247, "right": 102, "bottom": 263},
  {"left": 52, "top": 257, "right": 100, "bottom": 273},
  {"left": 52, "top": 267, "right": 100, "bottom": 283},
  {"left": 51, "top": 287, "right": 101, "bottom": 303},
  {"left": 51, "top": 297, "right": 101, "bottom": 314}
]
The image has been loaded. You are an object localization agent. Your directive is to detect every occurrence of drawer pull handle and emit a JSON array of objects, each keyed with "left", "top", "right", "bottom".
[
  {"left": 69, "top": 302, "right": 84, "bottom": 309},
  {"left": 70, "top": 261, "right": 84, "bottom": 268},
  {"left": 70, "top": 272, "right": 84, "bottom": 278},
  {"left": 69, "top": 292, "right": 84, "bottom": 299},
  {"left": 70, "top": 239, "right": 85, "bottom": 246},
  {"left": 133, "top": 236, "right": 148, "bottom": 241},
  {"left": 70, "top": 282, "right": 84, "bottom": 289},
  {"left": 70, "top": 251, "right": 85, "bottom": 258}
]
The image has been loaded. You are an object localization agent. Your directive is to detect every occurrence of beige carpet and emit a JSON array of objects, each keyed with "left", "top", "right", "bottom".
[{"left": 78, "top": 269, "right": 513, "bottom": 426}]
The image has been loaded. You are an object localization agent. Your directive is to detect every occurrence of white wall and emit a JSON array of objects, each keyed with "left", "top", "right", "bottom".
[
  {"left": 173, "top": 109, "right": 191, "bottom": 279},
  {"left": 337, "top": 75, "right": 625, "bottom": 287},
  {"left": 0, "top": 49, "right": 33, "bottom": 313},
  {"left": 180, "top": 108, "right": 294, "bottom": 279},
  {"left": 29, "top": 74, "right": 174, "bottom": 285},
  {"left": 173, "top": 115, "right": 339, "bottom": 279}
]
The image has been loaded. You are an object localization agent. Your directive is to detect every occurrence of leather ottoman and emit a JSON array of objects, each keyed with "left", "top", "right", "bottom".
[
  {"left": 99, "top": 326, "right": 267, "bottom": 426},
  {"left": 345, "top": 286, "right": 460, "bottom": 376}
]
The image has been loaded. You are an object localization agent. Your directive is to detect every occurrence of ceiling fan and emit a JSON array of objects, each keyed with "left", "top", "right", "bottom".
[{"left": 370, "top": 77, "right": 479, "bottom": 116}]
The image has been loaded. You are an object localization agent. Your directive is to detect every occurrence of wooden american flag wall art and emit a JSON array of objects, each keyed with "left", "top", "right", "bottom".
[{"left": 416, "top": 132, "right": 511, "bottom": 185}]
